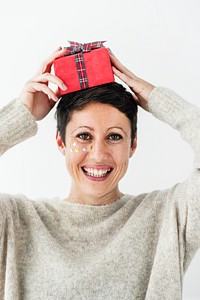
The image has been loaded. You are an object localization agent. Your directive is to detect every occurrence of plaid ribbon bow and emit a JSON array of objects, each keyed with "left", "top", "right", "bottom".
[
  {"left": 64, "top": 41, "right": 106, "bottom": 55},
  {"left": 64, "top": 41, "right": 106, "bottom": 89}
]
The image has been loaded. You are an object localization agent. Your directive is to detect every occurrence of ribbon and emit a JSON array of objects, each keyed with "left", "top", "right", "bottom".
[
  {"left": 63, "top": 41, "right": 106, "bottom": 90},
  {"left": 64, "top": 41, "right": 106, "bottom": 56}
]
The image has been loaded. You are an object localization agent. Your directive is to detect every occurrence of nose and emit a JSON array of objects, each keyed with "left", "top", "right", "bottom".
[{"left": 89, "top": 139, "right": 109, "bottom": 162}]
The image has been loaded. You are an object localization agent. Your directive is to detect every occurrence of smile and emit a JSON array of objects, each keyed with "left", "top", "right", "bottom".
[{"left": 82, "top": 167, "right": 112, "bottom": 178}]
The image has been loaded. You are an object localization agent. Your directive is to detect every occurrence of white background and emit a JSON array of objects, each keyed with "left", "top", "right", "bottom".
[{"left": 0, "top": 0, "right": 200, "bottom": 299}]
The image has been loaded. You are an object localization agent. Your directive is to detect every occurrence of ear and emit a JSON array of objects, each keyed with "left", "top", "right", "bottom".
[
  {"left": 56, "top": 131, "right": 66, "bottom": 156},
  {"left": 129, "top": 135, "right": 137, "bottom": 158}
]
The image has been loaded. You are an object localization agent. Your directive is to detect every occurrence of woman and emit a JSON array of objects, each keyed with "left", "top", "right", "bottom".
[{"left": 0, "top": 47, "right": 200, "bottom": 299}]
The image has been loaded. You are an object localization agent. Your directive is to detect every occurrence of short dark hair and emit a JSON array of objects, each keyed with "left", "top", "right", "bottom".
[{"left": 56, "top": 82, "right": 138, "bottom": 146}]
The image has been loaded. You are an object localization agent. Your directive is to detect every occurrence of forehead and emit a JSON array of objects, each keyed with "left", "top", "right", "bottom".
[{"left": 67, "top": 102, "right": 130, "bottom": 129}]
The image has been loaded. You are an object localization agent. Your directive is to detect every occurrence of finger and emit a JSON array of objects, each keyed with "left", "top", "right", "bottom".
[
  {"left": 42, "top": 48, "right": 68, "bottom": 73},
  {"left": 32, "top": 73, "right": 67, "bottom": 91},
  {"left": 36, "top": 47, "right": 67, "bottom": 76},
  {"left": 111, "top": 56, "right": 135, "bottom": 79},
  {"left": 112, "top": 67, "right": 139, "bottom": 102},
  {"left": 109, "top": 51, "right": 137, "bottom": 79},
  {"left": 112, "top": 66, "right": 136, "bottom": 88},
  {"left": 28, "top": 82, "right": 59, "bottom": 102},
  {"left": 54, "top": 88, "right": 61, "bottom": 99}
]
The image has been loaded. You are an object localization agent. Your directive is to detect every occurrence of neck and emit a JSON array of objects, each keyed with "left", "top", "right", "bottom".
[{"left": 66, "top": 185, "right": 123, "bottom": 206}]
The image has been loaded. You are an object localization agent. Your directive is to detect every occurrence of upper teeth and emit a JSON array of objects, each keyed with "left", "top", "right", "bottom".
[{"left": 83, "top": 167, "right": 111, "bottom": 177}]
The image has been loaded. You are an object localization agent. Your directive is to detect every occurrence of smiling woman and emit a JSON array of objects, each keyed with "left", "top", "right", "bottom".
[{"left": 0, "top": 47, "right": 200, "bottom": 300}]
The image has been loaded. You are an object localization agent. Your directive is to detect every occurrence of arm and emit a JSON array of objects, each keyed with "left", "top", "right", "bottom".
[
  {"left": 0, "top": 99, "right": 37, "bottom": 155},
  {"left": 148, "top": 87, "right": 200, "bottom": 169},
  {"left": 0, "top": 47, "right": 67, "bottom": 155},
  {"left": 149, "top": 87, "right": 200, "bottom": 269}
]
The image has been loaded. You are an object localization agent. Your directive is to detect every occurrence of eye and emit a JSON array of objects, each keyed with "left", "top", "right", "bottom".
[
  {"left": 76, "top": 133, "right": 91, "bottom": 141},
  {"left": 107, "top": 133, "right": 123, "bottom": 141}
]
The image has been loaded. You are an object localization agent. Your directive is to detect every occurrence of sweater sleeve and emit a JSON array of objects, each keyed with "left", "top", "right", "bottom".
[
  {"left": 148, "top": 87, "right": 200, "bottom": 268},
  {"left": 0, "top": 99, "right": 38, "bottom": 155},
  {"left": 148, "top": 87, "right": 200, "bottom": 168}
]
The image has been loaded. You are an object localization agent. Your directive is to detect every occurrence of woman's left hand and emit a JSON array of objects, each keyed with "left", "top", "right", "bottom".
[
  {"left": 109, "top": 50, "right": 155, "bottom": 111},
  {"left": 19, "top": 47, "right": 67, "bottom": 121}
]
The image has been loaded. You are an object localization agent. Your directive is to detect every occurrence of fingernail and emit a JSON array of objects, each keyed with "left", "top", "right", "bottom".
[
  {"left": 62, "top": 83, "right": 68, "bottom": 90},
  {"left": 108, "top": 48, "right": 114, "bottom": 55}
]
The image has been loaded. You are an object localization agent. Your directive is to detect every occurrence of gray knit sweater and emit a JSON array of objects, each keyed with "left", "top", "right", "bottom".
[{"left": 0, "top": 87, "right": 200, "bottom": 300}]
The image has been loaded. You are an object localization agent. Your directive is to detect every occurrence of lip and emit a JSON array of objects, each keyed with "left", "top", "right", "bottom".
[{"left": 81, "top": 165, "right": 113, "bottom": 182}]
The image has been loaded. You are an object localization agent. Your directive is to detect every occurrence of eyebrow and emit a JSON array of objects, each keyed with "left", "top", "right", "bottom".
[
  {"left": 72, "top": 126, "right": 94, "bottom": 134},
  {"left": 72, "top": 126, "right": 127, "bottom": 136},
  {"left": 108, "top": 127, "right": 127, "bottom": 136}
]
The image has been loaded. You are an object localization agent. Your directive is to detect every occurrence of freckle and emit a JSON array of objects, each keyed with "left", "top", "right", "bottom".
[{"left": 89, "top": 145, "right": 93, "bottom": 151}]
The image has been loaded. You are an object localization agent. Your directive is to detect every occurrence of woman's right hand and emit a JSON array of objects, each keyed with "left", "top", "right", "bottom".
[{"left": 19, "top": 47, "right": 67, "bottom": 121}]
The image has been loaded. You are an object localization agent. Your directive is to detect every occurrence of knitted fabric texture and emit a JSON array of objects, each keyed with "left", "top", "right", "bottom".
[{"left": 0, "top": 88, "right": 200, "bottom": 299}]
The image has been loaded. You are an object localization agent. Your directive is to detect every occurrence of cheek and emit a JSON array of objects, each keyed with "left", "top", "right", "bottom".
[
  {"left": 66, "top": 139, "right": 93, "bottom": 155},
  {"left": 65, "top": 150, "right": 86, "bottom": 172},
  {"left": 111, "top": 144, "right": 131, "bottom": 163}
]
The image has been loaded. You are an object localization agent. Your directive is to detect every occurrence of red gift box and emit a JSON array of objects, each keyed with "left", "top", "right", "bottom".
[{"left": 53, "top": 41, "right": 114, "bottom": 95}]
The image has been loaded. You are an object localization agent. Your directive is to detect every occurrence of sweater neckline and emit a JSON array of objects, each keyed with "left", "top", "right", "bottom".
[
  {"left": 62, "top": 193, "right": 127, "bottom": 209},
  {"left": 56, "top": 194, "right": 132, "bottom": 224}
]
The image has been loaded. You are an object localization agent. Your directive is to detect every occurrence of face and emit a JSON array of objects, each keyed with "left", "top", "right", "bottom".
[{"left": 56, "top": 102, "right": 137, "bottom": 205}]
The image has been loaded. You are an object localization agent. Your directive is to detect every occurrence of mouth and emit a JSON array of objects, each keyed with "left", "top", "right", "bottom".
[{"left": 81, "top": 166, "right": 112, "bottom": 179}]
